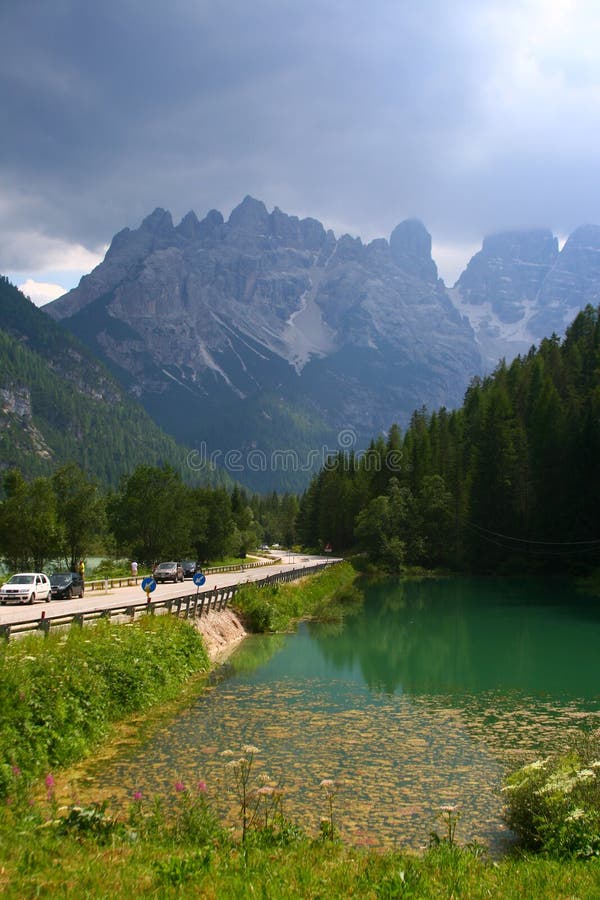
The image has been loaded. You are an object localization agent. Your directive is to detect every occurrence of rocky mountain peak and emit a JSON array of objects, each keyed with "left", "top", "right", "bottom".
[
  {"left": 533, "top": 224, "right": 600, "bottom": 335},
  {"left": 452, "top": 227, "right": 565, "bottom": 369},
  {"left": 568, "top": 223, "right": 600, "bottom": 245},
  {"left": 176, "top": 210, "right": 200, "bottom": 239},
  {"left": 389, "top": 219, "right": 438, "bottom": 282},
  {"left": 227, "top": 195, "right": 270, "bottom": 232},
  {"left": 140, "top": 207, "right": 174, "bottom": 235},
  {"left": 477, "top": 229, "right": 558, "bottom": 266}
]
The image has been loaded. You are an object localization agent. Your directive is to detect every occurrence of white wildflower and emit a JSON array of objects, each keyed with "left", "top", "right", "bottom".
[
  {"left": 522, "top": 757, "right": 551, "bottom": 772},
  {"left": 536, "top": 773, "right": 577, "bottom": 796}
]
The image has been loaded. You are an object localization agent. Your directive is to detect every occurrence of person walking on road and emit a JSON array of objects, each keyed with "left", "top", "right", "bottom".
[
  {"left": 78, "top": 559, "right": 85, "bottom": 585},
  {"left": 131, "top": 560, "right": 138, "bottom": 577}
]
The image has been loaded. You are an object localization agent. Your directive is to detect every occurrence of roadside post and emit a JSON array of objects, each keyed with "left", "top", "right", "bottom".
[
  {"left": 193, "top": 570, "right": 206, "bottom": 615},
  {"left": 141, "top": 575, "right": 157, "bottom": 609},
  {"left": 193, "top": 571, "right": 206, "bottom": 595}
]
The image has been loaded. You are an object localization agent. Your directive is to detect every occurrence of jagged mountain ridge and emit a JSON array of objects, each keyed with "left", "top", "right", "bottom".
[
  {"left": 45, "top": 197, "right": 480, "bottom": 490},
  {"left": 44, "top": 197, "right": 600, "bottom": 490}
]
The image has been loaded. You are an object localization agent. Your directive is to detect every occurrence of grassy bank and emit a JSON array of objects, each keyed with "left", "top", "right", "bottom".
[
  {"left": 0, "top": 615, "right": 209, "bottom": 798},
  {"left": 2, "top": 783, "right": 600, "bottom": 897},
  {"left": 233, "top": 561, "right": 359, "bottom": 632}
]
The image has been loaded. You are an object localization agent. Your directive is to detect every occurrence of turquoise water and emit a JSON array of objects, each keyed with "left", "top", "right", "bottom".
[{"left": 84, "top": 577, "right": 600, "bottom": 852}]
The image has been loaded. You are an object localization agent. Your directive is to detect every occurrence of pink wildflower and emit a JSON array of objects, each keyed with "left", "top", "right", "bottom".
[
  {"left": 175, "top": 781, "right": 186, "bottom": 793},
  {"left": 11, "top": 766, "right": 21, "bottom": 777},
  {"left": 133, "top": 791, "right": 143, "bottom": 801},
  {"left": 197, "top": 781, "right": 207, "bottom": 793},
  {"left": 45, "top": 774, "right": 55, "bottom": 789}
]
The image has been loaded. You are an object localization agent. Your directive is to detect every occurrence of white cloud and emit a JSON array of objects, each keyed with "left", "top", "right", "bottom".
[
  {"left": 18, "top": 279, "right": 68, "bottom": 307},
  {"left": 0, "top": 227, "right": 105, "bottom": 274}
]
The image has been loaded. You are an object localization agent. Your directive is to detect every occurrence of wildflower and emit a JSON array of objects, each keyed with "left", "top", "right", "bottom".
[
  {"left": 256, "top": 785, "right": 275, "bottom": 796},
  {"left": 567, "top": 808, "right": 586, "bottom": 822},
  {"left": 220, "top": 749, "right": 234, "bottom": 758},
  {"left": 536, "top": 773, "right": 577, "bottom": 796},
  {"left": 256, "top": 773, "right": 274, "bottom": 785},
  {"left": 439, "top": 804, "right": 458, "bottom": 813},
  {"left": 320, "top": 779, "right": 335, "bottom": 789},
  {"left": 133, "top": 791, "right": 143, "bottom": 801},
  {"left": 522, "top": 757, "right": 551, "bottom": 772},
  {"left": 241, "top": 744, "right": 260, "bottom": 755},
  {"left": 174, "top": 781, "right": 186, "bottom": 793},
  {"left": 577, "top": 769, "right": 595, "bottom": 780},
  {"left": 197, "top": 781, "right": 207, "bottom": 793},
  {"left": 45, "top": 774, "right": 55, "bottom": 790},
  {"left": 11, "top": 766, "right": 21, "bottom": 777}
]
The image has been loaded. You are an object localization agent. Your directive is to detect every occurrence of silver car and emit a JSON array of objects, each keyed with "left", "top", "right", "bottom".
[{"left": 153, "top": 561, "right": 184, "bottom": 583}]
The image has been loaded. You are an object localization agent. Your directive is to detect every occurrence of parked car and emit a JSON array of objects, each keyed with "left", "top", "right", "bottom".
[
  {"left": 153, "top": 561, "right": 184, "bottom": 583},
  {"left": 0, "top": 572, "right": 51, "bottom": 605},
  {"left": 49, "top": 572, "right": 85, "bottom": 600},
  {"left": 181, "top": 560, "right": 197, "bottom": 578}
]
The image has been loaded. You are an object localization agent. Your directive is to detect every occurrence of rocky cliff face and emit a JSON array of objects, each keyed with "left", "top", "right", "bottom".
[
  {"left": 451, "top": 226, "right": 600, "bottom": 369},
  {"left": 45, "top": 198, "right": 481, "bottom": 490}
]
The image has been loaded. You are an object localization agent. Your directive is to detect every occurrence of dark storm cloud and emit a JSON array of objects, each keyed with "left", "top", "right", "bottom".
[{"left": 1, "top": 0, "right": 599, "bottom": 281}]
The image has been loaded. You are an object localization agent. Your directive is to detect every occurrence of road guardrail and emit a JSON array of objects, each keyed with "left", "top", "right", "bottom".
[{"left": 0, "top": 561, "right": 338, "bottom": 641}]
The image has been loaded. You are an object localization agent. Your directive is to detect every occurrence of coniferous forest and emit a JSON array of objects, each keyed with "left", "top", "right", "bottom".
[{"left": 298, "top": 305, "right": 600, "bottom": 574}]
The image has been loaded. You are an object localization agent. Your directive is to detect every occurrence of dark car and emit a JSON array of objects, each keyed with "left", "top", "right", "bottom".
[
  {"left": 181, "top": 559, "right": 197, "bottom": 578},
  {"left": 153, "top": 561, "right": 184, "bottom": 583},
  {"left": 50, "top": 572, "right": 85, "bottom": 600}
]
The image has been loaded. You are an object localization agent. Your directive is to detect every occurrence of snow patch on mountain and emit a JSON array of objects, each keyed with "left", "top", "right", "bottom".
[
  {"left": 283, "top": 276, "right": 336, "bottom": 373},
  {"left": 449, "top": 286, "right": 539, "bottom": 370}
]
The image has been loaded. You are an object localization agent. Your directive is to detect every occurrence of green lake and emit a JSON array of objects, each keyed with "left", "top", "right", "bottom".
[{"left": 85, "top": 577, "right": 600, "bottom": 853}]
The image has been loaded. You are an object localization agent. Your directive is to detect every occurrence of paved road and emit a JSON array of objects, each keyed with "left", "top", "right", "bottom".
[{"left": 0, "top": 555, "right": 340, "bottom": 625}]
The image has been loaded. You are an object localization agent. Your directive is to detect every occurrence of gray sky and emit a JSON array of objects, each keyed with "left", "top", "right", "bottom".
[{"left": 2, "top": 0, "right": 600, "bottom": 305}]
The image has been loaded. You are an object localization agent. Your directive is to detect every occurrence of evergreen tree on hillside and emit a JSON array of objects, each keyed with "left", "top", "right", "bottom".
[{"left": 300, "top": 304, "right": 600, "bottom": 574}]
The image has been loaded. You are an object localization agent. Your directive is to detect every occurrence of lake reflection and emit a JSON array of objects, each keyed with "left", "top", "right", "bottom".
[{"left": 82, "top": 577, "right": 600, "bottom": 853}]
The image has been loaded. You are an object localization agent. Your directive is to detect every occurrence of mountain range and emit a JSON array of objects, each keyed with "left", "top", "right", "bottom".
[{"left": 21, "top": 198, "right": 600, "bottom": 490}]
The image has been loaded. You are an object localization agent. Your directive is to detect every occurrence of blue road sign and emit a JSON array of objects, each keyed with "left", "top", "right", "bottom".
[
  {"left": 193, "top": 572, "right": 206, "bottom": 587},
  {"left": 141, "top": 576, "right": 156, "bottom": 593}
]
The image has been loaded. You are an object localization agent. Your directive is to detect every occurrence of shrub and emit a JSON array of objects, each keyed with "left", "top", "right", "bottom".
[
  {"left": 503, "top": 738, "right": 600, "bottom": 858},
  {"left": 234, "top": 562, "right": 357, "bottom": 633}
]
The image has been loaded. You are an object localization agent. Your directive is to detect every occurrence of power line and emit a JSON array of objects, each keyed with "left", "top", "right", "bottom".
[{"left": 462, "top": 519, "right": 600, "bottom": 547}]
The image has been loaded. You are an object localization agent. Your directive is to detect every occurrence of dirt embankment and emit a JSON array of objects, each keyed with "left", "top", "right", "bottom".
[{"left": 193, "top": 607, "right": 248, "bottom": 662}]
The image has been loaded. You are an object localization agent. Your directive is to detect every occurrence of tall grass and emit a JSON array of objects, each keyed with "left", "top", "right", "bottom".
[
  {"left": 2, "top": 784, "right": 600, "bottom": 897},
  {"left": 0, "top": 615, "right": 209, "bottom": 797}
]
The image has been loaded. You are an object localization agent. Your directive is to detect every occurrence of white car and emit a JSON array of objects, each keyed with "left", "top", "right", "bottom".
[{"left": 0, "top": 573, "right": 52, "bottom": 605}]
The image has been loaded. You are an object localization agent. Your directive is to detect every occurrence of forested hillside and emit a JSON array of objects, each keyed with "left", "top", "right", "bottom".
[
  {"left": 0, "top": 277, "right": 227, "bottom": 488},
  {"left": 298, "top": 305, "right": 600, "bottom": 573}
]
